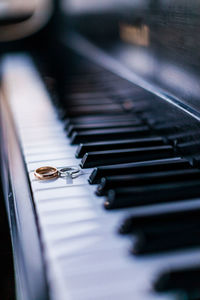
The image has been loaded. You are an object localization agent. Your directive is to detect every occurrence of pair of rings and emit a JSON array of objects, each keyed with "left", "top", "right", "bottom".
[{"left": 34, "top": 166, "right": 80, "bottom": 180}]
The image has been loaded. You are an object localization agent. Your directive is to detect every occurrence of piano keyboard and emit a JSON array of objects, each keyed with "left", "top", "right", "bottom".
[{"left": 3, "top": 53, "right": 200, "bottom": 300}]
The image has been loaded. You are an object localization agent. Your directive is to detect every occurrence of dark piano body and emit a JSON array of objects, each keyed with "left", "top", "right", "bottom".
[{"left": 1, "top": 1, "right": 200, "bottom": 299}]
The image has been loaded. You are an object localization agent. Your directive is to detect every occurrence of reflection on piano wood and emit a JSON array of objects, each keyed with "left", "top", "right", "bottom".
[{"left": 1, "top": 49, "right": 200, "bottom": 300}]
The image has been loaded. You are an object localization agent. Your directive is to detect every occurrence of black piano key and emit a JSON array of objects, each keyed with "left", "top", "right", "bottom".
[
  {"left": 68, "top": 98, "right": 114, "bottom": 106},
  {"left": 104, "top": 180, "right": 200, "bottom": 209},
  {"left": 65, "top": 114, "right": 139, "bottom": 126},
  {"left": 132, "top": 227, "right": 200, "bottom": 254},
  {"left": 65, "top": 113, "right": 139, "bottom": 124},
  {"left": 167, "top": 131, "right": 200, "bottom": 146},
  {"left": 154, "top": 266, "right": 200, "bottom": 292},
  {"left": 67, "top": 92, "right": 110, "bottom": 100},
  {"left": 68, "top": 120, "right": 144, "bottom": 137},
  {"left": 76, "top": 137, "right": 164, "bottom": 158},
  {"left": 67, "top": 84, "right": 109, "bottom": 93},
  {"left": 134, "top": 220, "right": 200, "bottom": 237},
  {"left": 61, "top": 109, "right": 129, "bottom": 121},
  {"left": 193, "top": 155, "right": 200, "bottom": 168},
  {"left": 89, "top": 157, "right": 191, "bottom": 184},
  {"left": 96, "top": 168, "right": 200, "bottom": 196},
  {"left": 151, "top": 122, "right": 181, "bottom": 134},
  {"left": 67, "top": 103, "right": 123, "bottom": 117},
  {"left": 81, "top": 145, "right": 174, "bottom": 168},
  {"left": 119, "top": 207, "right": 200, "bottom": 234},
  {"left": 176, "top": 141, "right": 200, "bottom": 155},
  {"left": 71, "top": 126, "right": 150, "bottom": 145}
]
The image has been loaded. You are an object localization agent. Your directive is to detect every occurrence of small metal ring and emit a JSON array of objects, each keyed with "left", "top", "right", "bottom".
[{"left": 34, "top": 166, "right": 58, "bottom": 180}]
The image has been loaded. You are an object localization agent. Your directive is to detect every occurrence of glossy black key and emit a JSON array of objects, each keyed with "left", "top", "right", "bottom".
[
  {"left": 193, "top": 155, "right": 200, "bottom": 168},
  {"left": 96, "top": 168, "right": 200, "bottom": 196},
  {"left": 68, "top": 120, "right": 143, "bottom": 137},
  {"left": 71, "top": 126, "right": 150, "bottom": 145},
  {"left": 176, "top": 141, "right": 200, "bottom": 155},
  {"left": 65, "top": 114, "right": 139, "bottom": 127},
  {"left": 89, "top": 157, "right": 191, "bottom": 184},
  {"left": 132, "top": 226, "right": 200, "bottom": 254},
  {"left": 119, "top": 207, "right": 200, "bottom": 234},
  {"left": 104, "top": 180, "right": 200, "bottom": 209},
  {"left": 167, "top": 131, "right": 200, "bottom": 146},
  {"left": 151, "top": 122, "right": 181, "bottom": 134},
  {"left": 81, "top": 145, "right": 174, "bottom": 168},
  {"left": 67, "top": 92, "right": 110, "bottom": 100},
  {"left": 68, "top": 98, "right": 114, "bottom": 106},
  {"left": 68, "top": 103, "right": 123, "bottom": 117},
  {"left": 154, "top": 266, "right": 200, "bottom": 292},
  {"left": 76, "top": 137, "right": 164, "bottom": 158},
  {"left": 67, "top": 84, "right": 108, "bottom": 93}
]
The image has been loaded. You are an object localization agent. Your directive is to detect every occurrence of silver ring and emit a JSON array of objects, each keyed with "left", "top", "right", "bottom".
[{"left": 58, "top": 167, "right": 81, "bottom": 178}]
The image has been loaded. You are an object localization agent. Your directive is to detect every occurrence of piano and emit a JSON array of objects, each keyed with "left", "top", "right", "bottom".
[{"left": 1, "top": 1, "right": 200, "bottom": 299}]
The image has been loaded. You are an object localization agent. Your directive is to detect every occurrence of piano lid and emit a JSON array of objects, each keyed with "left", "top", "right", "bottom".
[{"left": 62, "top": 0, "right": 200, "bottom": 117}]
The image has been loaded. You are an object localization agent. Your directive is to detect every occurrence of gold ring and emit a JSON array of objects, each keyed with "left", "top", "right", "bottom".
[{"left": 34, "top": 166, "right": 59, "bottom": 180}]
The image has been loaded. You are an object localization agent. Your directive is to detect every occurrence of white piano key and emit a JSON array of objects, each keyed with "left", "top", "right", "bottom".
[
  {"left": 23, "top": 140, "right": 71, "bottom": 150},
  {"left": 37, "top": 197, "right": 92, "bottom": 212},
  {"left": 58, "top": 247, "right": 140, "bottom": 276},
  {"left": 48, "top": 233, "right": 130, "bottom": 260},
  {"left": 39, "top": 208, "right": 99, "bottom": 225},
  {"left": 24, "top": 145, "right": 74, "bottom": 156},
  {"left": 70, "top": 285, "right": 173, "bottom": 300},
  {"left": 45, "top": 221, "right": 100, "bottom": 243},
  {"left": 54, "top": 236, "right": 101, "bottom": 258},
  {"left": 21, "top": 136, "right": 69, "bottom": 146},
  {"left": 18, "top": 120, "right": 61, "bottom": 129},
  {"left": 34, "top": 185, "right": 91, "bottom": 201},
  {"left": 19, "top": 125, "right": 64, "bottom": 135},
  {"left": 61, "top": 264, "right": 151, "bottom": 295},
  {"left": 20, "top": 129, "right": 65, "bottom": 138},
  {"left": 25, "top": 152, "right": 75, "bottom": 163}
]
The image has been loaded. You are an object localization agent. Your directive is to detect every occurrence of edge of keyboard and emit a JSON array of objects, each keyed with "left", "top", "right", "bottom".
[{"left": 0, "top": 56, "right": 49, "bottom": 300}]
